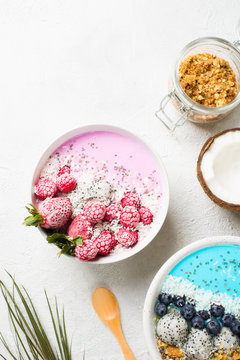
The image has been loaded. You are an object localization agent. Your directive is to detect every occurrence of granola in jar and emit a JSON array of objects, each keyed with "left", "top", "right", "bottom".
[{"left": 178, "top": 53, "right": 238, "bottom": 107}]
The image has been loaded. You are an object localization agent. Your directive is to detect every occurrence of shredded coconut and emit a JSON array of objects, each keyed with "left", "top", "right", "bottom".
[
  {"left": 140, "top": 192, "right": 161, "bottom": 216},
  {"left": 91, "top": 220, "right": 122, "bottom": 241},
  {"left": 67, "top": 174, "right": 113, "bottom": 217},
  {"left": 162, "top": 275, "right": 240, "bottom": 317},
  {"left": 40, "top": 157, "right": 60, "bottom": 181}
]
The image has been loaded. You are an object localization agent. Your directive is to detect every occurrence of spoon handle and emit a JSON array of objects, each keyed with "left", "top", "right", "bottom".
[{"left": 111, "top": 323, "right": 135, "bottom": 360}]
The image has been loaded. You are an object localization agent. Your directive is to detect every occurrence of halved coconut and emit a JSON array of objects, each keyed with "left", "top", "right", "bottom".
[{"left": 197, "top": 128, "right": 240, "bottom": 212}]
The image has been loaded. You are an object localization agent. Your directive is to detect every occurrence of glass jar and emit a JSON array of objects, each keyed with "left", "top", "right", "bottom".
[{"left": 156, "top": 37, "right": 240, "bottom": 131}]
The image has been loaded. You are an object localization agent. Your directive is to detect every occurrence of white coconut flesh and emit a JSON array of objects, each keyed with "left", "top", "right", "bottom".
[{"left": 201, "top": 131, "right": 240, "bottom": 205}]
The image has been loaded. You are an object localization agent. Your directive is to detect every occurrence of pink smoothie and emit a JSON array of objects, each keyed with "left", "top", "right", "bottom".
[{"left": 50, "top": 130, "right": 162, "bottom": 195}]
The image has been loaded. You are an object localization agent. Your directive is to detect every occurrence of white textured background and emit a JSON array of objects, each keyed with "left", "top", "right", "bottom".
[{"left": 0, "top": 1, "right": 240, "bottom": 359}]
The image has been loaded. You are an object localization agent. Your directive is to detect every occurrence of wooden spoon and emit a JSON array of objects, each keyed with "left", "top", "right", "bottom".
[{"left": 92, "top": 287, "right": 135, "bottom": 360}]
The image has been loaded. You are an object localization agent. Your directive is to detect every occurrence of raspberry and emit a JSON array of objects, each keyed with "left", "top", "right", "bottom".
[
  {"left": 138, "top": 206, "right": 153, "bottom": 225},
  {"left": 117, "top": 227, "right": 138, "bottom": 248},
  {"left": 83, "top": 201, "right": 105, "bottom": 224},
  {"left": 121, "top": 192, "right": 140, "bottom": 208},
  {"left": 35, "top": 178, "right": 57, "bottom": 200},
  {"left": 58, "top": 165, "right": 71, "bottom": 177},
  {"left": 56, "top": 174, "right": 77, "bottom": 193},
  {"left": 120, "top": 206, "right": 140, "bottom": 228},
  {"left": 104, "top": 203, "right": 121, "bottom": 222},
  {"left": 67, "top": 214, "right": 92, "bottom": 239},
  {"left": 75, "top": 240, "right": 98, "bottom": 261},
  {"left": 94, "top": 230, "right": 117, "bottom": 255}
]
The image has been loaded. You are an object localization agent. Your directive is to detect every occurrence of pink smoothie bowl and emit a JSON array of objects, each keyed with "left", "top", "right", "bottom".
[{"left": 31, "top": 125, "right": 170, "bottom": 264}]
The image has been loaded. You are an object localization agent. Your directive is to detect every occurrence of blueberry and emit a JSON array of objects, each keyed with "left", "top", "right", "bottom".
[
  {"left": 221, "top": 313, "right": 235, "bottom": 327},
  {"left": 210, "top": 304, "right": 225, "bottom": 318},
  {"left": 180, "top": 304, "right": 196, "bottom": 320},
  {"left": 191, "top": 315, "right": 205, "bottom": 329},
  {"left": 197, "top": 310, "right": 210, "bottom": 321},
  {"left": 230, "top": 320, "right": 240, "bottom": 335},
  {"left": 173, "top": 295, "right": 185, "bottom": 308},
  {"left": 158, "top": 293, "right": 172, "bottom": 305},
  {"left": 206, "top": 319, "right": 221, "bottom": 335},
  {"left": 155, "top": 302, "right": 167, "bottom": 317}
]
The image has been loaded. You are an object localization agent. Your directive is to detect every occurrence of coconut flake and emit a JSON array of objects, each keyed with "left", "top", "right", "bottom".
[
  {"left": 67, "top": 174, "right": 112, "bottom": 217},
  {"left": 40, "top": 157, "right": 60, "bottom": 181},
  {"left": 162, "top": 275, "right": 240, "bottom": 316}
]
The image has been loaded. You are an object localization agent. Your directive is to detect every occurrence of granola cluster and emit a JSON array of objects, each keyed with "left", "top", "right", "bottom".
[
  {"left": 156, "top": 338, "right": 183, "bottom": 360},
  {"left": 178, "top": 53, "right": 238, "bottom": 107},
  {"left": 211, "top": 346, "right": 240, "bottom": 360},
  {"left": 157, "top": 338, "right": 240, "bottom": 360}
]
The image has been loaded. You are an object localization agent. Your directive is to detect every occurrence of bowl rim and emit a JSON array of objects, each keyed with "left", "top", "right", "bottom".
[
  {"left": 31, "top": 124, "right": 170, "bottom": 265},
  {"left": 143, "top": 235, "right": 240, "bottom": 359}
]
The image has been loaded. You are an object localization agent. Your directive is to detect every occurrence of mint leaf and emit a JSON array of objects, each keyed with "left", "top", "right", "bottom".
[
  {"left": 73, "top": 236, "right": 83, "bottom": 246},
  {"left": 47, "top": 233, "right": 68, "bottom": 243},
  {"left": 57, "top": 244, "right": 73, "bottom": 256},
  {"left": 23, "top": 204, "right": 43, "bottom": 227},
  {"left": 23, "top": 214, "right": 43, "bottom": 227},
  {"left": 46, "top": 233, "right": 81, "bottom": 256},
  {"left": 25, "top": 204, "right": 39, "bottom": 216}
]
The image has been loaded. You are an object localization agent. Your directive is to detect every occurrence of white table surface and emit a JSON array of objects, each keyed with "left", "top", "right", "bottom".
[{"left": 0, "top": 1, "right": 240, "bottom": 359}]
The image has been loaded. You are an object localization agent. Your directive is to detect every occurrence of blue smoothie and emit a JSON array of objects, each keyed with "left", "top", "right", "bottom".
[{"left": 169, "top": 244, "right": 240, "bottom": 298}]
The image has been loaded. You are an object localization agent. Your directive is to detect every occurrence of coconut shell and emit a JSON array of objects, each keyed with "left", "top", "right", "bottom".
[{"left": 197, "top": 128, "right": 240, "bottom": 212}]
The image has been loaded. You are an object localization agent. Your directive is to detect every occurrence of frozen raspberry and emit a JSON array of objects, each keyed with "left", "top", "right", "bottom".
[
  {"left": 121, "top": 192, "right": 140, "bottom": 208},
  {"left": 75, "top": 240, "right": 98, "bottom": 261},
  {"left": 83, "top": 201, "right": 105, "bottom": 224},
  {"left": 58, "top": 165, "right": 71, "bottom": 177},
  {"left": 94, "top": 230, "right": 117, "bottom": 255},
  {"left": 117, "top": 227, "right": 138, "bottom": 248},
  {"left": 138, "top": 206, "right": 153, "bottom": 225},
  {"left": 67, "top": 214, "right": 92, "bottom": 239},
  {"left": 56, "top": 174, "right": 77, "bottom": 193},
  {"left": 35, "top": 178, "right": 57, "bottom": 200},
  {"left": 120, "top": 206, "right": 140, "bottom": 228},
  {"left": 104, "top": 203, "right": 121, "bottom": 222}
]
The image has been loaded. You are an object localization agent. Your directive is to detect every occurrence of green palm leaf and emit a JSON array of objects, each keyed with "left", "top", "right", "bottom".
[{"left": 0, "top": 274, "right": 78, "bottom": 360}]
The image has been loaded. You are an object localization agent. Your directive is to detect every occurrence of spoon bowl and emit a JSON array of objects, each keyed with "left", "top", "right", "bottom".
[
  {"left": 92, "top": 287, "right": 135, "bottom": 360},
  {"left": 92, "top": 288, "right": 118, "bottom": 321}
]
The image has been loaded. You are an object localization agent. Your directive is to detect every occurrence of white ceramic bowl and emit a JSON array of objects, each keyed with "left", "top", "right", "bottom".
[
  {"left": 143, "top": 235, "right": 240, "bottom": 359},
  {"left": 32, "top": 124, "right": 169, "bottom": 264}
]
